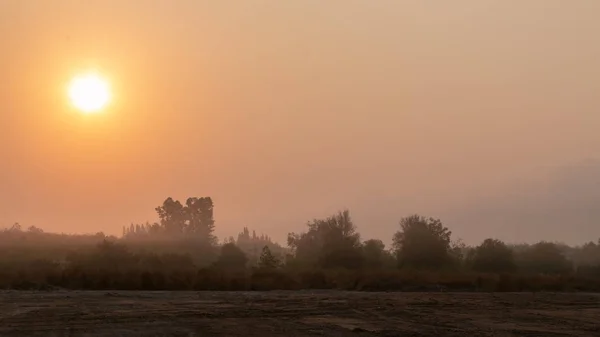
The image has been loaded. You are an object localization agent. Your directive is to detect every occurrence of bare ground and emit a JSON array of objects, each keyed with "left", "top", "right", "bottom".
[{"left": 0, "top": 291, "right": 598, "bottom": 336}]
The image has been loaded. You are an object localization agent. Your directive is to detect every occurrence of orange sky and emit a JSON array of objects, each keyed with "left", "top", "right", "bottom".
[{"left": 1, "top": 1, "right": 600, "bottom": 245}]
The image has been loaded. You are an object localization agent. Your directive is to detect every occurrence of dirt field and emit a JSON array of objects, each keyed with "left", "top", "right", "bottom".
[{"left": 0, "top": 291, "right": 598, "bottom": 336}]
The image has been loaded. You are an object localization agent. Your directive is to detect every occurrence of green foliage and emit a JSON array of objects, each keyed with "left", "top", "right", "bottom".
[
  {"left": 469, "top": 238, "right": 516, "bottom": 273},
  {"left": 392, "top": 215, "right": 452, "bottom": 269}
]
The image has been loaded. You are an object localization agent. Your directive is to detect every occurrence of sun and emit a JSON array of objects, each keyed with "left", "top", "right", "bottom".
[{"left": 68, "top": 73, "right": 111, "bottom": 113}]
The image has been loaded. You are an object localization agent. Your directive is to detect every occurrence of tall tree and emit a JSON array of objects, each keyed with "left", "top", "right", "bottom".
[
  {"left": 155, "top": 197, "right": 186, "bottom": 234},
  {"left": 469, "top": 238, "right": 516, "bottom": 273},
  {"left": 392, "top": 215, "right": 452, "bottom": 269},
  {"left": 288, "top": 210, "right": 363, "bottom": 269},
  {"left": 185, "top": 197, "right": 216, "bottom": 243},
  {"left": 154, "top": 197, "right": 216, "bottom": 242}
]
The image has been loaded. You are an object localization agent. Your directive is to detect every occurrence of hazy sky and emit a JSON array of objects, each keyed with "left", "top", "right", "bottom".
[{"left": 1, "top": 1, "right": 599, "bottom": 245}]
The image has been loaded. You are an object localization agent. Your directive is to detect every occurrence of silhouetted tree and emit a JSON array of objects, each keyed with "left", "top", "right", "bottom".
[
  {"left": 184, "top": 197, "right": 216, "bottom": 243},
  {"left": 516, "top": 241, "right": 572, "bottom": 274},
  {"left": 572, "top": 240, "right": 600, "bottom": 268},
  {"left": 236, "top": 227, "right": 285, "bottom": 265},
  {"left": 214, "top": 243, "right": 248, "bottom": 270},
  {"left": 7, "top": 200, "right": 600, "bottom": 292},
  {"left": 574, "top": 240, "right": 600, "bottom": 277},
  {"left": 469, "top": 238, "right": 516, "bottom": 273},
  {"left": 258, "top": 246, "right": 280, "bottom": 269},
  {"left": 448, "top": 239, "right": 468, "bottom": 269},
  {"left": 288, "top": 210, "right": 363, "bottom": 269},
  {"left": 152, "top": 197, "right": 216, "bottom": 242},
  {"left": 392, "top": 215, "right": 452, "bottom": 269},
  {"left": 155, "top": 197, "right": 186, "bottom": 234},
  {"left": 362, "top": 239, "right": 394, "bottom": 269}
]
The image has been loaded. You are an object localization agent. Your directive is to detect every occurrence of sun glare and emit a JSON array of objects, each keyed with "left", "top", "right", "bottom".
[{"left": 68, "top": 73, "right": 111, "bottom": 113}]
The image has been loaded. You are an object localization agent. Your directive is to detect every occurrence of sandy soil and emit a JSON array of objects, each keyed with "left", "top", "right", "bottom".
[{"left": 0, "top": 291, "right": 598, "bottom": 336}]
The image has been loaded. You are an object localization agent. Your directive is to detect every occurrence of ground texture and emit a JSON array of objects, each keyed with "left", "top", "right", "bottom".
[{"left": 1, "top": 291, "right": 599, "bottom": 336}]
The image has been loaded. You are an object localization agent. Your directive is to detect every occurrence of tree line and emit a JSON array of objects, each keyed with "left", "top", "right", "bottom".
[{"left": 1, "top": 196, "right": 600, "bottom": 291}]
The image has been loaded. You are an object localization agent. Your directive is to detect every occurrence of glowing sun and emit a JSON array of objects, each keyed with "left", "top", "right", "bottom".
[{"left": 68, "top": 73, "right": 111, "bottom": 113}]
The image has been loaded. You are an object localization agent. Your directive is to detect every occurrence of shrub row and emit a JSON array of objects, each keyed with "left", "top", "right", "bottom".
[{"left": 2, "top": 266, "right": 599, "bottom": 292}]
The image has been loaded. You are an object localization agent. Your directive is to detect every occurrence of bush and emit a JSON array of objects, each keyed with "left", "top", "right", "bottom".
[
  {"left": 469, "top": 239, "right": 516, "bottom": 273},
  {"left": 251, "top": 269, "right": 297, "bottom": 290},
  {"left": 516, "top": 242, "right": 573, "bottom": 275}
]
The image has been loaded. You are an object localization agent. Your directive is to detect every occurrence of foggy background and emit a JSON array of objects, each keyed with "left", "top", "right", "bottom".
[{"left": 1, "top": 1, "right": 599, "bottom": 245}]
